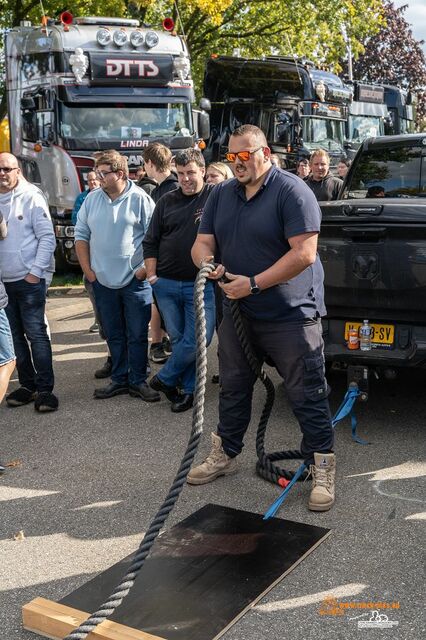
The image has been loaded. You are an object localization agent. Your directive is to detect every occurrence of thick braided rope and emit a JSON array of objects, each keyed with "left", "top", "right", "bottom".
[
  {"left": 64, "top": 265, "right": 214, "bottom": 639},
  {"left": 228, "top": 300, "right": 307, "bottom": 484}
]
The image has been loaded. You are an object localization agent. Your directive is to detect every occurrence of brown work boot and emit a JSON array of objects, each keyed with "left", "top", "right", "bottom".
[
  {"left": 187, "top": 433, "right": 237, "bottom": 485},
  {"left": 308, "top": 453, "right": 336, "bottom": 512}
]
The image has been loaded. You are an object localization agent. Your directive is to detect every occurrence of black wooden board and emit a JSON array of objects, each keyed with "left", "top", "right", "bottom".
[{"left": 61, "top": 503, "right": 331, "bottom": 640}]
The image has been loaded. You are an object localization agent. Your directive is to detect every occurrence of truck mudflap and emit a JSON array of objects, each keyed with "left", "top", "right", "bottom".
[{"left": 322, "top": 318, "right": 426, "bottom": 369}]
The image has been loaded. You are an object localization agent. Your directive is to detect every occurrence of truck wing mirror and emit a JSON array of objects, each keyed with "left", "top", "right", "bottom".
[
  {"left": 199, "top": 97, "right": 211, "bottom": 112},
  {"left": 198, "top": 111, "right": 210, "bottom": 140},
  {"left": 21, "top": 97, "right": 36, "bottom": 110}
]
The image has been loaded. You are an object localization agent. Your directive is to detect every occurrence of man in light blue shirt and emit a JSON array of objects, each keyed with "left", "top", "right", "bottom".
[{"left": 75, "top": 150, "right": 160, "bottom": 402}]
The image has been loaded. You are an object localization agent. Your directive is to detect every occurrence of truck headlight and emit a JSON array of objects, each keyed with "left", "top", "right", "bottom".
[
  {"left": 54, "top": 225, "right": 66, "bottom": 238},
  {"left": 96, "top": 28, "right": 112, "bottom": 47},
  {"left": 145, "top": 31, "right": 159, "bottom": 48},
  {"left": 64, "top": 226, "right": 75, "bottom": 238},
  {"left": 113, "top": 29, "right": 128, "bottom": 47},
  {"left": 64, "top": 240, "right": 74, "bottom": 249},
  {"left": 130, "top": 30, "right": 144, "bottom": 48}
]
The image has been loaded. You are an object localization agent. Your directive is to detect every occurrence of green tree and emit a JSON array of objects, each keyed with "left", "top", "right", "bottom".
[
  {"left": 347, "top": 2, "right": 426, "bottom": 127},
  {"left": 1, "top": 0, "right": 383, "bottom": 118}
]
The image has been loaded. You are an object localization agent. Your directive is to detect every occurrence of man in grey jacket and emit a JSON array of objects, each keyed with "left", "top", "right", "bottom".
[{"left": 0, "top": 153, "right": 57, "bottom": 412}]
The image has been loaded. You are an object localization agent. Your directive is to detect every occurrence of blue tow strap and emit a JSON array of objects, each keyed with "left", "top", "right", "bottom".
[
  {"left": 263, "top": 462, "right": 307, "bottom": 520},
  {"left": 263, "top": 383, "right": 369, "bottom": 519}
]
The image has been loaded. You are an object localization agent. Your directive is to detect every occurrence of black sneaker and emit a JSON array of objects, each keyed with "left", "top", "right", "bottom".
[
  {"left": 162, "top": 336, "right": 172, "bottom": 356},
  {"left": 171, "top": 393, "right": 193, "bottom": 413},
  {"left": 35, "top": 391, "right": 59, "bottom": 413},
  {"left": 149, "top": 342, "right": 168, "bottom": 364},
  {"left": 94, "top": 356, "right": 112, "bottom": 379},
  {"left": 129, "top": 382, "right": 161, "bottom": 402},
  {"left": 6, "top": 387, "right": 36, "bottom": 407},
  {"left": 149, "top": 374, "right": 180, "bottom": 402},
  {"left": 94, "top": 382, "right": 129, "bottom": 399}
]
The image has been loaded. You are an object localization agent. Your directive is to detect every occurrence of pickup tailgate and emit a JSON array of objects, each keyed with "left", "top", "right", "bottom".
[{"left": 319, "top": 199, "right": 426, "bottom": 323}]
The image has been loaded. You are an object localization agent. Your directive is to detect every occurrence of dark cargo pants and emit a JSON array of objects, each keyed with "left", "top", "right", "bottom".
[{"left": 217, "top": 307, "right": 334, "bottom": 465}]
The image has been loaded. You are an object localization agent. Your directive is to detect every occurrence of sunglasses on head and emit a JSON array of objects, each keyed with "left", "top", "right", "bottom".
[{"left": 225, "top": 147, "right": 264, "bottom": 163}]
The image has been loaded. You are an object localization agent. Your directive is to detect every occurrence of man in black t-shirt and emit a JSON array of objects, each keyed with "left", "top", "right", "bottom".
[
  {"left": 189, "top": 125, "right": 335, "bottom": 513},
  {"left": 143, "top": 149, "right": 215, "bottom": 413}
]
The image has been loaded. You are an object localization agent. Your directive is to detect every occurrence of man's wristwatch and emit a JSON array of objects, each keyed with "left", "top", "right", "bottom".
[{"left": 249, "top": 276, "right": 261, "bottom": 295}]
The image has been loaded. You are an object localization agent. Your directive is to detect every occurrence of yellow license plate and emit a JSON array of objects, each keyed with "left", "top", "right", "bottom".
[{"left": 344, "top": 322, "right": 394, "bottom": 346}]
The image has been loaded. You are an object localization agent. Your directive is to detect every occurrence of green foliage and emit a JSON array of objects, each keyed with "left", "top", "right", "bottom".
[
  {"left": 0, "top": 0, "right": 384, "bottom": 112},
  {"left": 140, "top": 0, "right": 384, "bottom": 99}
]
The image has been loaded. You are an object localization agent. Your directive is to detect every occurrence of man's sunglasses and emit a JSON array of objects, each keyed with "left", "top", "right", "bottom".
[
  {"left": 0, "top": 167, "right": 19, "bottom": 174},
  {"left": 95, "top": 170, "right": 116, "bottom": 179},
  {"left": 225, "top": 147, "right": 264, "bottom": 163}
]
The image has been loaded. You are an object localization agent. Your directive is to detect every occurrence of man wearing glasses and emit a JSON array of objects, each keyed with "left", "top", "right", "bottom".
[
  {"left": 189, "top": 125, "right": 335, "bottom": 512},
  {"left": 0, "top": 152, "right": 57, "bottom": 412},
  {"left": 74, "top": 150, "right": 160, "bottom": 402}
]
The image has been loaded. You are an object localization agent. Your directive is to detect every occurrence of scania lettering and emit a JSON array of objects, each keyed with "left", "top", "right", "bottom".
[{"left": 5, "top": 14, "right": 210, "bottom": 269}]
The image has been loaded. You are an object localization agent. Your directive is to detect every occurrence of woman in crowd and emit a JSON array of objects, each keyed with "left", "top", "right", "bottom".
[
  {"left": 205, "top": 162, "right": 233, "bottom": 185},
  {"left": 337, "top": 157, "right": 351, "bottom": 179},
  {"left": 0, "top": 212, "right": 16, "bottom": 474}
]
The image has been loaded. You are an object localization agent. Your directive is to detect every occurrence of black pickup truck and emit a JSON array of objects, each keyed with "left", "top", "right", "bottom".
[{"left": 318, "top": 133, "right": 426, "bottom": 394}]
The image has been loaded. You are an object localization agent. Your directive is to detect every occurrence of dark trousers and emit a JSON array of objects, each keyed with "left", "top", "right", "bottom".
[
  {"left": 92, "top": 277, "right": 152, "bottom": 386},
  {"left": 217, "top": 307, "right": 333, "bottom": 465},
  {"left": 83, "top": 276, "right": 106, "bottom": 340},
  {"left": 4, "top": 278, "right": 54, "bottom": 393}
]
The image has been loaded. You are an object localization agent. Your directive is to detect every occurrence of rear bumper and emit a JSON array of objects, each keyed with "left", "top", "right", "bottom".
[{"left": 322, "top": 318, "right": 426, "bottom": 369}]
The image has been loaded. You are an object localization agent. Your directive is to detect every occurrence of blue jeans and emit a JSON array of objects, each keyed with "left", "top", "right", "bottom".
[
  {"left": 93, "top": 277, "right": 152, "bottom": 385},
  {"left": 153, "top": 277, "right": 215, "bottom": 394},
  {"left": 0, "top": 308, "right": 15, "bottom": 366},
  {"left": 4, "top": 278, "right": 54, "bottom": 393}
]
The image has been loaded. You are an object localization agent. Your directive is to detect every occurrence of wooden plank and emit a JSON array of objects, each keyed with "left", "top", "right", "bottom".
[{"left": 22, "top": 598, "right": 166, "bottom": 640}]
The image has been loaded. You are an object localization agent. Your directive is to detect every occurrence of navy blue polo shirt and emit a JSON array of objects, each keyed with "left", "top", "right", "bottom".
[{"left": 199, "top": 165, "right": 326, "bottom": 322}]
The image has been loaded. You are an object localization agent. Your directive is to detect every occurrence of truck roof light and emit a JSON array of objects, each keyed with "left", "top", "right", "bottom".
[
  {"left": 96, "top": 28, "right": 111, "bottom": 46},
  {"left": 145, "top": 31, "right": 159, "bottom": 48},
  {"left": 130, "top": 30, "right": 144, "bottom": 48},
  {"left": 162, "top": 18, "right": 175, "bottom": 31},
  {"left": 113, "top": 29, "right": 128, "bottom": 47}
]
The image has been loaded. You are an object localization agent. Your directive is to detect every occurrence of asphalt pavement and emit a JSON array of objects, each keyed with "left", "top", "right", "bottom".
[{"left": 1, "top": 292, "right": 425, "bottom": 640}]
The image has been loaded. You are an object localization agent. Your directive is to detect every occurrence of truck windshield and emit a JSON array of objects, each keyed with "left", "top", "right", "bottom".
[
  {"left": 301, "top": 117, "right": 344, "bottom": 152},
  {"left": 344, "top": 145, "right": 426, "bottom": 199},
  {"left": 58, "top": 103, "right": 191, "bottom": 149},
  {"left": 348, "top": 115, "right": 384, "bottom": 143}
]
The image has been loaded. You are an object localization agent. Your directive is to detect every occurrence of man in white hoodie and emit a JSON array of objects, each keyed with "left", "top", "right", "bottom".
[
  {"left": 75, "top": 150, "right": 160, "bottom": 402},
  {"left": 0, "top": 153, "right": 57, "bottom": 412}
]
